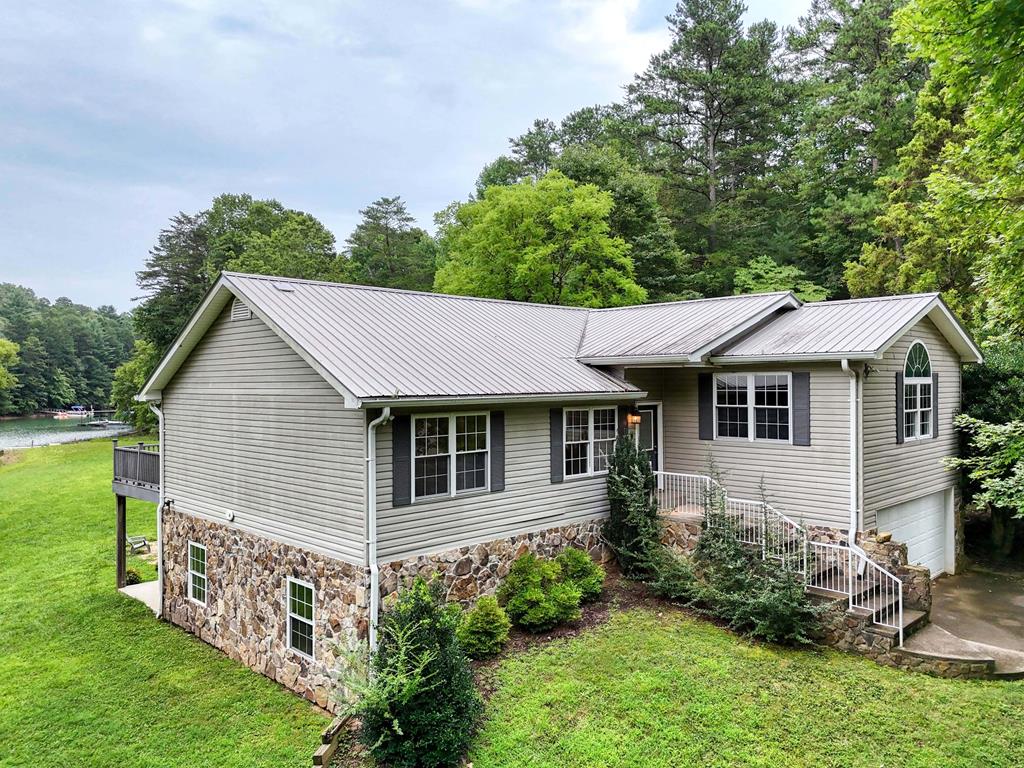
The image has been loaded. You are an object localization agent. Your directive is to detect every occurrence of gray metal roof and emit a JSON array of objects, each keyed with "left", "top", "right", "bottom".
[
  {"left": 577, "top": 292, "right": 797, "bottom": 362},
  {"left": 225, "top": 273, "right": 638, "bottom": 401},
  {"left": 714, "top": 293, "right": 956, "bottom": 360}
]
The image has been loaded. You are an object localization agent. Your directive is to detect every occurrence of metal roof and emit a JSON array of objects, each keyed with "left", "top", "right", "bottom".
[
  {"left": 713, "top": 293, "right": 982, "bottom": 363},
  {"left": 577, "top": 292, "right": 798, "bottom": 362}
]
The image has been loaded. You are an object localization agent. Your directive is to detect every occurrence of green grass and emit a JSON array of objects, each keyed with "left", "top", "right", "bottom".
[
  {"left": 472, "top": 609, "right": 1024, "bottom": 767},
  {"left": 0, "top": 439, "right": 327, "bottom": 767}
]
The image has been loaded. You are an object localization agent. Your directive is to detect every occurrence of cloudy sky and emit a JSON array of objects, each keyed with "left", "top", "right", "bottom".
[{"left": 1, "top": 0, "right": 809, "bottom": 311}]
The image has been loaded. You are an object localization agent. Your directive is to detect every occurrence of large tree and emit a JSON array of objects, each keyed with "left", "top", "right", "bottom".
[
  {"left": 343, "top": 196, "right": 437, "bottom": 292},
  {"left": 434, "top": 171, "right": 645, "bottom": 307}
]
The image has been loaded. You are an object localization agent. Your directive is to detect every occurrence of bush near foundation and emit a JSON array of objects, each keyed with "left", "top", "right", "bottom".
[
  {"left": 457, "top": 596, "right": 511, "bottom": 659},
  {"left": 497, "top": 553, "right": 582, "bottom": 632},
  {"left": 555, "top": 547, "right": 605, "bottom": 603}
]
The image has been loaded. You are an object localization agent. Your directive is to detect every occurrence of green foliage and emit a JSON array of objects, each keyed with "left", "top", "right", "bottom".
[
  {"left": 497, "top": 554, "right": 582, "bottom": 633},
  {"left": 733, "top": 255, "right": 827, "bottom": 301},
  {"left": 962, "top": 340, "right": 1024, "bottom": 424},
  {"left": 456, "top": 596, "right": 511, "bottom": 659},
  {"left": 554, "top": 547, "right": 605, "bottom": 603},
  {"left": 356, "top": 578, "right": 481, "bottom": 768},
  {"left": 604, "top": 434, "right": 660, "bottom": 577},
  {"left": 0, "top": 337, "right": 19, "bottom": 392},
  {"left": 643, "top": 546, "right": 701, "bottom": 603},
  {"left": 124, "top": 568, "right": 142, "bottom": 586},
  {"left": 434, "top": 171, "right": 646, "bottom": 307},
  {"left": 947, "top": 415, "right": 1024, "bottom": 519},
  {"left": 343, "top": 196, "right": 437, "bottom": 292},
  {"left": 110, "top": 341, "right": 161, "bottom": 431}
]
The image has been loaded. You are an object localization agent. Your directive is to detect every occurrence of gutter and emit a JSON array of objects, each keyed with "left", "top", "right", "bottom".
[
  {"left": 147, "top": 402, "right": 165, "bottom": 619},
  {"left": 840, "top": 360, "right": 862, "bottom": 544},
  {"left": 365, "top": 406, "right": 392, "bottom": 651},
  {"left": 362, "top": 392, "right": 646, "bottom": 407}
]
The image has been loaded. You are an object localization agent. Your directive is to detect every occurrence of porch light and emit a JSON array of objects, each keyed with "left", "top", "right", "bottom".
[{"left": 626, "top": 412, "right": 642, "bottom": 427}]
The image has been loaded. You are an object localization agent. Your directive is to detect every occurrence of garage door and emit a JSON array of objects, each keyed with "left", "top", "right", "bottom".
[{"left": 877, "top": 490, "right": 950, "bottom": 576}]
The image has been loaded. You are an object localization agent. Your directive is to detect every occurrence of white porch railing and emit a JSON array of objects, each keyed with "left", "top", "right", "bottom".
[{"left": 655, "top": 470, "right": 905, "bottom": 645}]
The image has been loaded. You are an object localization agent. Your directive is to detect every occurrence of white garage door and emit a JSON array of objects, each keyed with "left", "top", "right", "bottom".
[{"left": 877, "top": 490, "right": 951, "bottom": 576}]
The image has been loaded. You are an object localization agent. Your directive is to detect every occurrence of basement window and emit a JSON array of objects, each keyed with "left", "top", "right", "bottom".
[
  {"left": 287, "top": 578, "right": 315, "bottom": 660},
  {"left": 188, "top": 542, "right": 207, "bottom": 605}
]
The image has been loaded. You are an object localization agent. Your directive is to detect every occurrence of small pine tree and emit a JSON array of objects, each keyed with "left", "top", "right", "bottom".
[
  {"left": 457, "top": 596, "right": 511, "bottom": 659},
  {"left": 604, "top": 433, "right": 661, "bottom": 577}
]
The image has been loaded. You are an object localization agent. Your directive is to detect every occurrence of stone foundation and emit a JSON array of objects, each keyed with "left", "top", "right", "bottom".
[
  {"left": 857, "top": 530, "right": 932, "bottom": 612},
  {"left": 661, "top": 514, "right": 702, "bottom": 555},
  {"left": 162, "top": 507, "right": 369, "bottom": 710},
  {"left": 378, "top": 520, "right": 609, "bottom": 605}
]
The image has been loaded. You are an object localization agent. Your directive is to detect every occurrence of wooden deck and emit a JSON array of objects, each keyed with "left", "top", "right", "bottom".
[{"left": 112, "top": 440, "right": 160, "bottom": 503}]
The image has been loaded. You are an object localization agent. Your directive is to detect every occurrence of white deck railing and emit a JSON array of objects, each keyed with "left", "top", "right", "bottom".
[{"left": 654, "top": 470, "right": 904, "bottom": 645}]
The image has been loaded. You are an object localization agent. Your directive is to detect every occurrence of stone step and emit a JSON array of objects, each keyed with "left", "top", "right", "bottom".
[{"left": 868, "top": 608, "right": 929, "bottom": 643}]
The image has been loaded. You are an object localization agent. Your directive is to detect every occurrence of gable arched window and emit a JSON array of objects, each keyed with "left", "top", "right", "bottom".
[{"left": 903, "top": 342, "right": 933, "bottom": 440}]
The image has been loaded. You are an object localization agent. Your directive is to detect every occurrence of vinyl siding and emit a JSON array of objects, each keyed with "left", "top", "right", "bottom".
[
  {"left": 375, "top": 404, "right": 620, "bottom": 561},
  {"left": 162, "top": 304, "right": 366, "bottom": 564},
  {"left": 862, "top": 317, "right": 961, "bottom": 527},
  {"left": 630, "top": 365, "right": 852, "bottom": 528}
]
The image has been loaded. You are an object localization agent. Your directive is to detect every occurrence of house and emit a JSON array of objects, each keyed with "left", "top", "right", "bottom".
[{"left": 112, "top": 272, "right": 981, "bottom": 705}]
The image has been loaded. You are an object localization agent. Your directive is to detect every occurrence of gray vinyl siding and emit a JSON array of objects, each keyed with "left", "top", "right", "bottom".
[
  {"left": 162, "top": 304, "right": 366, "bottom": 564},
  {"left": 375, "top": 403, "right": 618, "bottom": 561},
  {"left": 862, "top": 317, "right": 960, "bottom": 527},
  {"left": 629, "top": 365, "right": 852, "bottom": 529}
]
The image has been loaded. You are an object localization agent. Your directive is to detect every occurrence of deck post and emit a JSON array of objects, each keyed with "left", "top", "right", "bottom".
[{"left": 116, "top": 494, "right": 127, "bottom": 589}]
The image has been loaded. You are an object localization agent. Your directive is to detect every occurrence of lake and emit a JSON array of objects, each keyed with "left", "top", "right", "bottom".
[{"left": 0, "top": 415, "right": 135, "bottom": 449}]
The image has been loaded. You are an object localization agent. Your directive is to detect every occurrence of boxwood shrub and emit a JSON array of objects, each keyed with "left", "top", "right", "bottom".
[
  {"left": 457, "top": 595, "right": 511, "bottom": 659},
  {"left": 497, "top": 553, "right": 581, "bottom": 632},
  {"left": 555, "top": 547, "right": 605, "bottom": 603}
]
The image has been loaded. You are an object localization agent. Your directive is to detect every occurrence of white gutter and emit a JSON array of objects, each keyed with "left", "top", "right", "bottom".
[
  {"left": 362, "top": 392, "right": 646, "bottom": 407},
  {"left": 840, "top": 360, "right": 860, "bottom": 542},
  {"left": 148, "top": 402, "right": 165, "bottom": 619},
  {"left": 365, "top": 406, "right": 392, "bottom": 651}
]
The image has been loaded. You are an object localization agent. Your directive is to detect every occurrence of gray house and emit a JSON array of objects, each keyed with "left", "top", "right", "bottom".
[{"left": 115, "top": 272, "right": 981, "bottom": 705}]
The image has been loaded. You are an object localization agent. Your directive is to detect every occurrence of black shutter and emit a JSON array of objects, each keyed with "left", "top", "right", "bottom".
[
  {"left": 490, "top": 411, "right": 505, "bottom": 492},
  {"left": 896, "top": 372, "right": 905, "bottom": 445},
  {"left": 392, "top": 414, "right": 412, "bottom": 506},
  {"left": 932, "top": 372, "right": 939, "bottom": 438},
  {"left": 792, "top": 371, "right": 811, "bottom": 446},
  {"left": 550, "top": 408, "right": 563, "bottom": 483},
  {"left": 698, "top": 373, "right": 714, "bottom": 440}
]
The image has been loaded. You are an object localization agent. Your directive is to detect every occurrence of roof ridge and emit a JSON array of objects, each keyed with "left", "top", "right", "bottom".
[
  {"left": 587, "top": 291, "right": 793, "bottom": 312},
  {"left": 801, "top": 292, "right": 940, "bottom": 307}
]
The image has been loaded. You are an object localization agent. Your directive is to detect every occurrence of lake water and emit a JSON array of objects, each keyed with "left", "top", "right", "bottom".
[{"left": 0, "top": 415, "right": 135, "bottom": 449}]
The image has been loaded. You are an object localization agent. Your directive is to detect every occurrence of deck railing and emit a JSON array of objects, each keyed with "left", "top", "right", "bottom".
[
  {"left": 654, "top": 470, "right": 904, "bottom": 644},
  {"left": 113, "top": 440, "right": 160, "bottom": 490}
]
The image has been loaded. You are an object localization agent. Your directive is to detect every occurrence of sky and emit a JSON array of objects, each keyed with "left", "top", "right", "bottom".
[{"left": 0, "top": 0, "right": 809, "bottom": 312}]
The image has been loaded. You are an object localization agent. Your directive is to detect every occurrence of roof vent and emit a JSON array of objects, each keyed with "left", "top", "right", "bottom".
[
  {"left": 273, "top": 281, "right": 295, "bottom": 292},
  {"left": 230, "top": 298, "right": 252, "bottom": 321}
]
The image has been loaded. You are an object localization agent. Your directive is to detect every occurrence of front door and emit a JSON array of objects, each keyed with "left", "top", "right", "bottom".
[{"left": 637, "top": 404, "right": 660, "bottom": 471}]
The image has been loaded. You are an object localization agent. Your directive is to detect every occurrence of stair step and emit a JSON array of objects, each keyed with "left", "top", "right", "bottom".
[{"left": 868, "top": 608, "right": 929, "bottom": 642}]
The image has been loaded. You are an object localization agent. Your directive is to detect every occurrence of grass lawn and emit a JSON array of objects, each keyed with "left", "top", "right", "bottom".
[
  {"left": 0, "top": 439, "right": 327, "bottom": 767},
  {"left": 471, "top": 609, "right": 1024, "bottom": 768}
]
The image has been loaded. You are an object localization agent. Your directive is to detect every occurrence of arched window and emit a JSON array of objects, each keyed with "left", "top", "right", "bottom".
[{"left": 903, "top": 342, "right": 933, "bottom": 440}]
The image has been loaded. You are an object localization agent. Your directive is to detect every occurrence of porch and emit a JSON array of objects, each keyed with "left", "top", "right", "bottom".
[{"left": 111, "top": 440, "right": 160, "bottom": 590}]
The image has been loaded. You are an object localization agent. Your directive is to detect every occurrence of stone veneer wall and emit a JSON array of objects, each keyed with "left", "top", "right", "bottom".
[
  {"left": 162, "top": 506, "right": 369, "bottom": 710},
  {"left": 378, "top": 520, "right": 608, "bottom": 605}
]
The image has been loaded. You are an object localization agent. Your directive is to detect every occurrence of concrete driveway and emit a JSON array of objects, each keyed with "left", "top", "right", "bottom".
[{"left": 931, "top": 568, "right": 1024, "bottom": 652}]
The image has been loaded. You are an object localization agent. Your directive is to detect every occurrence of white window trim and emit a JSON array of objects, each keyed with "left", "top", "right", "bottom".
[
  {"left": 563, "top": 406, "right": 618, "bottom": 478},
  {"left": 904, "top": 341, "right": 934, "bottom": 442},
  {"left": 187, "top": 541, "right": 207, "bottom": 607},
  {"left": 286, "top": 577, "right": 316, "bottom": 661},
  {"left": 411, "top": 412, "right": 490, "bottom": 503},
  {"left": 712, "top": 372, "right": 793, "bottom": 444}
]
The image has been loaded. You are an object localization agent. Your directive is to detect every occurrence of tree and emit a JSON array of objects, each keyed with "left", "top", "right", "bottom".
[
  {"left": 434, "top": 171, "right": 646, "bottom": 307},
  {"left": 343, "top": 197, "right": 436, "bottom": 291},
  {"left": 111, "top": 340, "right": 161, "bottom": 431},
  {"left": 734, "top": 255, "right": 827, "bottom": 301},
  {"left": 0, "top": 338, "right": 18, "bottom": 393}
]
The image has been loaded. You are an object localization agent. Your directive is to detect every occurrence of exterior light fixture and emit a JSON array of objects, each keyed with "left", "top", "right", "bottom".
[{"left": 626, "top": 412, "right": 642, "bottom": 427}]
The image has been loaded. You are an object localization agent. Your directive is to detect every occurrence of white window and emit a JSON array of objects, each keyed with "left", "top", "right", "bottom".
[
  {"left": 715, "top": 373, "right": 791, "bottom": 442},
  {"left": 287, "top": 578, "right": 315, "bottom": 659},
  {"left": 904, "top": 342, "right": 933, "bottom": 441},
  {"left": 413, "top": 413, "right": 489, "bottom": 501},
  {"left": 564, "top": 407, "right": 618, "bottom": 477},
  {"left": 187, "top": 541, "right": 207, "bottom": 605}
]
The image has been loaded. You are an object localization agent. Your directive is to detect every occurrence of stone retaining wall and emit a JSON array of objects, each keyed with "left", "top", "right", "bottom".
[
  {"left": 661, "top": 515, "right": 702, "bottom": 555},
  {"left": 858, "top": 531, "right": 932, "bottom": 612},
  {"left": 163, "top": 507, "right": 369, "bottom": 709}
]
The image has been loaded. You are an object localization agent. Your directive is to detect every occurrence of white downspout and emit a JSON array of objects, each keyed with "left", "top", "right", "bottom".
[
  {"left": 840, "top": 360, "right": 860, "bottom": 544},
  {"left": 365, "top": 407, "right": 391, "bottom": 651},
  {"left": 148, "top": 402, "right": 165, "bottom": 619}
]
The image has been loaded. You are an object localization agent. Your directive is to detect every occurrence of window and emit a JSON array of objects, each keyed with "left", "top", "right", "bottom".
[
  {"left": 904, "top": 342, "right": 932, "bottom": 440},
  {"left": 187, "top": 542, "right": 207, "bottom": 605},
  {"left": 564, "top": 407, "right": 618, "bottom": 477},
  {"left": 715, "top": 373, "right": 791, "bottom": 442},
  {"left": 287, "top": 578, "right": 315, "bottom": 659},
  {"left": 413, "top": 413, "right": 488, "bottom": 501}
]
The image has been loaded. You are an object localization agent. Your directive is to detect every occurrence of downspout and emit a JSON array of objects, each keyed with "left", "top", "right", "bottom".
[
  {"left": 148, "top": 402, "right": 165, "bottom": 619},
  {"left": 365, "top": 407, "right": 392, "bottom": 651},
  {"left": 840, "top": 360, "right": 861, "bottom": 545}
]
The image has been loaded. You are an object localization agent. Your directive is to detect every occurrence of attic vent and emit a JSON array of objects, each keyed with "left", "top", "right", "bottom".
[
  {"left": 272, "top": 281, "right": 295, "bottom": 292},
  {"left": 230, "top": 298, "right": 252, "bottom": 321}
]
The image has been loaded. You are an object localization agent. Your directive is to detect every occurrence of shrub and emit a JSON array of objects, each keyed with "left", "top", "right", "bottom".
[
  {"left": 355, "top": 578, "right": 481, "bottom": 768},
  {"left": 555, "top": 547, "right": 605, "bottom": 603},
  {"left": 644, "top": 546, "right": 700, "bottom": 602},
  {"left": 497, "top": 553, "right": 582, "bottom": 632},
  {"left": 456, "top": 596, "right": 511, "bottom": 659},
  {"left": 125, "top": 568, "right": 142, "bottom": 586},
  {"left": 604, "top": 434, "right": 661, "bottom": 577}
]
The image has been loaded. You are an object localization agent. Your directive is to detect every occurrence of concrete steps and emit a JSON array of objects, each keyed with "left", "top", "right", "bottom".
[{"left": 903, "top": 625, "right": 1024, "bottom": 680}]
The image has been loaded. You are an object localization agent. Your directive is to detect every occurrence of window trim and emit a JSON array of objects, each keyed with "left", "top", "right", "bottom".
[
  {"left": 903, "top": 341, "right": 933, "bottom": 442},
  {"left": 563, "top": 406, "right": 618, "bottom": 478},
  {"left": 712, "top": 372, "right": 793, "bottom": 444},
  {"left": 286, "top": 577, "right": 316, "bottom": 661},
  {"left": 410, "top": 412, "right": 490, "bottom": 503},
  {"left": 187, "top": 540, "right": 207, "bottom": 606}
]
